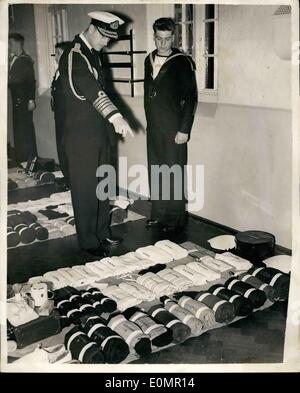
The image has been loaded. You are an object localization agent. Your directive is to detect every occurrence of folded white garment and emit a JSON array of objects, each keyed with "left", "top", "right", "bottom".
[
  {"left": 200, "top": 255, "right": 233, "bottom": 273},
  {"left": 85, "top": 261, "right": 114, "bottom": 280},
  {"left": 120, "top": 252, "right": 154, "bottom": 269},
  {"left": 155, "top": 240, "right": 188, "bottom": 260},
  {"left": 214, "top": 252, "right": 252, "bottom": 271},
  {"left": 263, "top": 255, "right": 291, "bottom": 274},
  {"left": 207, "top": 235, "right": 236, "bottom": 251},
  {"left": 102, "top": 285, "right": 141, "bottom": 311},
  {"left": 7, "top": 295, "right": 39, "bottom": 326},
  {"left": 137, "top": 272, "right": 176, "bottom": 297},
  {"left": 99, "top": 257, "right": 129, "bottom": 275},
  {"left": 187, "top": 261, "right": 221, "bottom": 281},
  {"left": 119, "top": 281, "right": 156, "bottom": 301},
  {"left": 157, "top": 268, "right": 193, "bottom": 291},
  {"left": 71, "top": 265, "right": 99, "bottom": 283},
  {"left": 53, "top": 221, "right": 75, "bottom": 236},
  {"left": 43, "top": 271, "right": 69, "bottom": 290},
  {"left": 173, "top": 265, "right": 207, "bottom": 286},
  {"left": 135, "top": 245, "right": 173, "bottom": 264},
  {"left": 57, "top": 267, "right": 90, "bottom": 287}
]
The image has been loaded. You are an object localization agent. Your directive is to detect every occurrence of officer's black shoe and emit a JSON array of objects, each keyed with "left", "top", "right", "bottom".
[
  {"left": 101, "top": 235, "right": 123, "bottom": 247},
  {"left": 162, "top": 225, "right": 185, "bottom": 234},
  {"left": 84, "top": 246, "right": 108, "bottom": 257},
  {"left": 146, "top": 219, "right": 162, "bottom": 228}
]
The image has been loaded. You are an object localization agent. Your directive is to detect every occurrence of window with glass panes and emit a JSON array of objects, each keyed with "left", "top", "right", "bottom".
[{"left": 174, "top": 4, "right": 194, "bottom": 56}]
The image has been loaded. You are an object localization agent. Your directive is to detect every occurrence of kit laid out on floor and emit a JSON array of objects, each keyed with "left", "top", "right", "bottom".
[
  {"left": 7, "top": 192, "right": 144, "bottom": 248},
  {"left": 7, "top": 240, "right": 291, "bottom": 365}
]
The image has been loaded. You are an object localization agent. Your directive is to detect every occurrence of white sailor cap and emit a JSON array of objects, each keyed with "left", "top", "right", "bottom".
[{"left": 88, "top": 11, "right": 125, "bottom": 39}]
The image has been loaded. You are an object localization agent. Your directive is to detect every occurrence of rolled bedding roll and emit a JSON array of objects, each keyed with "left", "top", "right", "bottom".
[
  {"left": 225, "top": 277, "right": 267, "bottom": 309},
  {"left": 137, "top": 272, "right": 177, "bottom": 297},
  {"left": 194, "top": 291, "right": 235, "bottom": 324},
  {"left": 107, "top": 314, "right": 151, "bottom": 357},
  {"left": 148, "top": 304, "right": 191, "bottom": 344},
  {"left": 161, "top": 297, "right": 203, "bottom": 336},
  {"left": 82, "top": 315, "right": 130, "bottom": 363},
  {"left": 238, "top": 273, "right": 278, "bottom": 302},
  {"left": 248, "top": 266, "right": 290, "bottom": 301},
  {"left": 209, "top": 284, "right": 254, "bottom": 316},
  {"left": 123, "top": 307, "right": 173, "bottom": 348},
  {"left": 177, "top": 296, "right": 216, "bottom": 329},
  {"left": 64, "top": 325, "right": 105, "bottom": 364}
]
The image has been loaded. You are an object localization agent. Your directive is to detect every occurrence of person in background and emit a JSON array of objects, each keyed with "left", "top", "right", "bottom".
[
  {"left": 58, "top": 12, "right": 133, "bottom": 256},
  {"left": 51, "top": 41, "right": 71, "bottom": 187},
  {"left": 8, "top": 33, "right": 37, "bottom": 164},
  {"left": 144, "top": 17, "right": 198, "bottom": 234}
]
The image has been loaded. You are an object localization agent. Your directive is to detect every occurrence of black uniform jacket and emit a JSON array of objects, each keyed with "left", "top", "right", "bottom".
[
  {"left": 8, "top": 52, "right": 35, "bottom": 104},
  {"left": 144, "top": 48, "right": 197, "bottom": 135},
  {"left": 58, "top": 35, "right": 119, "bottom": 146}
]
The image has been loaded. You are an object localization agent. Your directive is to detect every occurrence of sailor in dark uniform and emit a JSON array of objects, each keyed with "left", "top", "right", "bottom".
[
  {"left": 59, "top": 12, "right": 133, "bottom": 256},
  {"left": 8, "top": 33, "right": 37, "bottom": 164},
  {"left": 144, "top": 18, "right": 198, "bottom": 233},
  {"left": 51, "top": 41, "right": 71, "bottom": 187}
]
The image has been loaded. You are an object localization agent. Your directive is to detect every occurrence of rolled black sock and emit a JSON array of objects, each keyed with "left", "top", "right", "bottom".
[{"left": 225, "top": 277, "right": 267, "bottom": 308}]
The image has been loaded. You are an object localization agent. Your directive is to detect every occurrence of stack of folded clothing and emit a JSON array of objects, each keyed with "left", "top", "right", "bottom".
[
  {"left": 214, "top": 252, "right": 252, "bottom": 271},
  {"left": 157, "top": 268, "right": 193, "bottom": 291},
  {"left": 137, "top": 272, "right": 177, "bottom": 297},
  {"left": 173, "top": 265, "right": 207, "bottom": 286}
]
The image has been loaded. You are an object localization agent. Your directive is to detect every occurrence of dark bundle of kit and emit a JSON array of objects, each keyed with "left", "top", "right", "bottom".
[
  {"left": 20, "top": 211, "right": 49, "bottom": 241},
  {"left": 123, "top": 306, "right": 173, "bottom": 348},
  {"left": 247, "top": 266, "right": 290, "bottom": 301},
  {"left": 54, "top": 287, "right": 117, "bottom": 327},
  {"left": 65, "top": 325, "right": 105, "bottom": 364},
  {"left": 7, "top": 214, "right": 36, "bottom": 245},
  {"left": 187, "top": 291, "right": 235, "bottom": 324},
  {"left": 176, "top": 295, "right": 216, "bottom": 329},
  {"left": 160, "top": 297, "right": 203, "bottom": 336},
  {"left": 139, "top": 264, "right": 167, "bottom": 275},
  {"left": 85, "top": 288, "right": 117, "bottom": 313},
  {"left": 7, "top": 226, "right": 20, "bottom": 247},
  {"left": 33, "top": 170, "right": 55, "bottom": 184},
  {"left": 81, "top": 315, "right": 130, "bottom": 363},
  {"left": 238, "top": 272, "right": 278, "bottom": 302},
  {"left": 106, "top": 313, "right": 152, "bottom": 357},
  {"left": 208, "top": 285, "right": 254, "bottom": 316},
  {"left": 224, "top": 277, "right": 267, "bottom": 309},
  {"left": 148, "top": 304, "right": 191, "bottom": 344}
]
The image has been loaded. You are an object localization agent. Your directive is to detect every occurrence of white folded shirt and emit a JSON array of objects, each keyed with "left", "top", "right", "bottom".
[
  {"left": 173, "top": 265, "right": 207, "bottom": 286},
  {"left": 155, "top": 240, "right": 188, "bottom": 260},
  {"left": 135, "top": 245, "right": 173, "bottom": 264},
  {"left": 102, "top": 285, "right": 141, "bottom": 311},
  {"left": 43, "top": 271, "right": 69, "bottom": 289},
  {"left": 119, "top": 281, "right": 156, "bottom": 301},
  {"left": 7, "top": 295, "right": 39, "bottom": 326},
  {"left": 200, "top": 255, "right": 233, "bottom": 273},
  {"left": 187, "top": 261, "right": 221, "bottom": 281},
  {"left": 214, "top": 252, "right": 252, "bottom": 271}
]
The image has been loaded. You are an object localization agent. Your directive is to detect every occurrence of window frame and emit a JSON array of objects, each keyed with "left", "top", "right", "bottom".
[{"left": 194, "top": 4, "right": 219, "bottom": 103}]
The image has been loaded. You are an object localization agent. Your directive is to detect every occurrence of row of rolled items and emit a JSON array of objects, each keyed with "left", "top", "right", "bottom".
[{"left": 7, "top": 211, "right": 49, "bottom": 247}]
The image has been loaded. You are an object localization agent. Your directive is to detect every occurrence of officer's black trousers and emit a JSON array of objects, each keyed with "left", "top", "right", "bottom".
[
  {"left": 147, "top": 128, "right": 187, "bottom": 228},
  {"left": 54, "top": 107, "right": 70, "bottom": 187},
  {"left": 65, "top": 136, "right": 110, "bottom": 250},
  {"left": 12, "top": 100, "right": 37, "bottom": 163}
]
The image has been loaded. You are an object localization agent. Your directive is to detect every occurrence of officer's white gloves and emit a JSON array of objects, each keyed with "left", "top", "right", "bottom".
[{"left": 111, "top": 116, "right": 134, "bottom": 138}]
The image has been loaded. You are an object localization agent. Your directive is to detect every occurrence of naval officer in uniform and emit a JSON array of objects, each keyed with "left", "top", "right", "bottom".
[
  {"left": 144, "top": 18, "right": 197, "bottom": 234},
  {"left": 8, "top": 33, "right": 37, "bottom": 164},
  {"left": 59, "top": 12, "right": 133, "bottom": 256}
]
